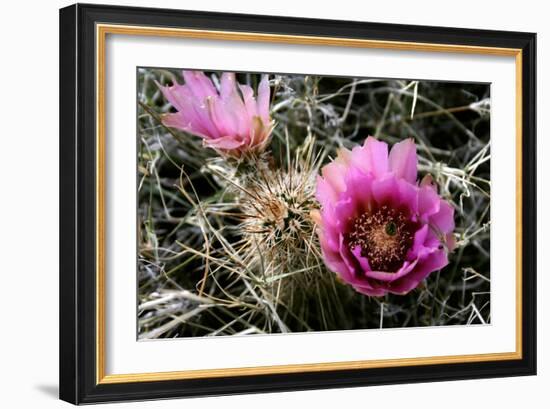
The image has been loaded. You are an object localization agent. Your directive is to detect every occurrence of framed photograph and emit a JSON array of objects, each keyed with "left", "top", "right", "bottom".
[{"left": 59, "top": 3, "right": 536, "bottom": 404}]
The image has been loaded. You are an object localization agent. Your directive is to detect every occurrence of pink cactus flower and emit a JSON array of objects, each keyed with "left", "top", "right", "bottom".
[
  {"left": 314, "top": 137, "right": 455, "bottom": 297},
  {"left": 158, "top": 71, "right": 273, "bottom": 156}
]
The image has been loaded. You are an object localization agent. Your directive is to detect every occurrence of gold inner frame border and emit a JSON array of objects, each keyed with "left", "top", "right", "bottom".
[{"left": 95, "top": 23, "right": 523, "bottom": 385}]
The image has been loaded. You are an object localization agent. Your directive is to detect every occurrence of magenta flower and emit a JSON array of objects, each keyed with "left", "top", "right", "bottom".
[
  {"left": 158, "top": 71, "right": 273, "bottom": 156},
  {"left": 314, "top": 137, "right": 455, "bottom": 296}
]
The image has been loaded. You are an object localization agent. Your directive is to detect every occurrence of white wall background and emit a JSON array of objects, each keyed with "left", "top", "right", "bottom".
[{"left": 0, "top": 0, "right": 546, "bottom": 407}]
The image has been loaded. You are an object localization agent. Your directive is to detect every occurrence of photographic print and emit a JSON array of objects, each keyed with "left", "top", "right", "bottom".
[
  {"left": 60, "top": 5, "right": 536, "bottom": 403},
  {"left": 137, "top": 69, "right": 491, "bottom": 339}
]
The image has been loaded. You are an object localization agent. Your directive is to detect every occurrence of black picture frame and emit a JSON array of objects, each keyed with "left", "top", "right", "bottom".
[{"left": 59, "top": 3, "right": 537, "bottom": 404}]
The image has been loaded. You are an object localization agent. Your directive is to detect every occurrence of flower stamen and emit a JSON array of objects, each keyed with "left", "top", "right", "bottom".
[{"left": 348, "top": 205, "right": 417, "bottom": 272}]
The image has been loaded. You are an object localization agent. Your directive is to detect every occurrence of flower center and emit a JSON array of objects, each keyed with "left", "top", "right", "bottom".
[{"left": 348, "top": 205, "right": 417, "bottom": 272}]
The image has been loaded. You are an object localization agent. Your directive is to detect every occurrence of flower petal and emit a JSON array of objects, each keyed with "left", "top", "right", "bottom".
[
  {"left": 238, "top": 83, "right": 258, "bottom": 120},
  {"left": 351, "top": 246, "right": 371, "bottom": 272},
  {"left": 248, "top": 116, "right": 270, "bottom": 150},
  {"left": 420, "top": 173, "right": 437, "bottom": 190},
  {"left": 333, "top": 196, "right": 357, "bottom": 230},
  {"left": 181, "top": 71, "right": 217, "bottom": 99},
  {"left": 203, "top": 135, "right": 245, "bottom": 150},
  {"left": 407, "top": 224, "right": 429, "bottom": 260},
  {"left": 159, "top": 83, "right": 220, "bottom": 138},
  {"left": 418, "top": 185, "right": 441, "bottom": 220},
  {"left": 389, "top": 138, "right": 418, "bottom": 183},
  {"left": 350, "top": 136, "right": 389, "bottom": 177},
  {"left": 446, "top": 233, "right": 457, "bottom": 252},
  {"left": 397, "top": 179, "right": 418, "bottom": 214},
  {"left": 364, "top": 260, "right": 417, "bottom": 282},
  {"left": 342, "top": 167, "right": 374, "bottom": 214},
  {"left": 220, "top": 73, "right": 249, "bottom": 136},
  {"left": 390, "top": 249, "right": 448, "bottom": 294},
  {"left": 161, "top": 113, "right": 208, "bottom": 139},
  {"left": 316, "top": 176, "right": 338, "bottom": 206},
  {"left": 219, "top": 73, "right": 237, "bottom": 99},
  {"left": 371, "top": 175, "right": 399, "bottom": 206},
  {"left": 430, "top": 200, "right": 455, "bottom": 234},
  {"left": 319, "top": 229, "right": 339, "bottom": 254},
  {"left": 353, "top": 284, "right": 387, "bottom": 297},
  {"left": 320, "top": 161, "right": 348, "bottom": 196},
  {"left": 339, "top": 235, "right": 357, "bottom": 276},
  {"left": 256, "top": 74, "right": 271, "bottom": 123}
]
